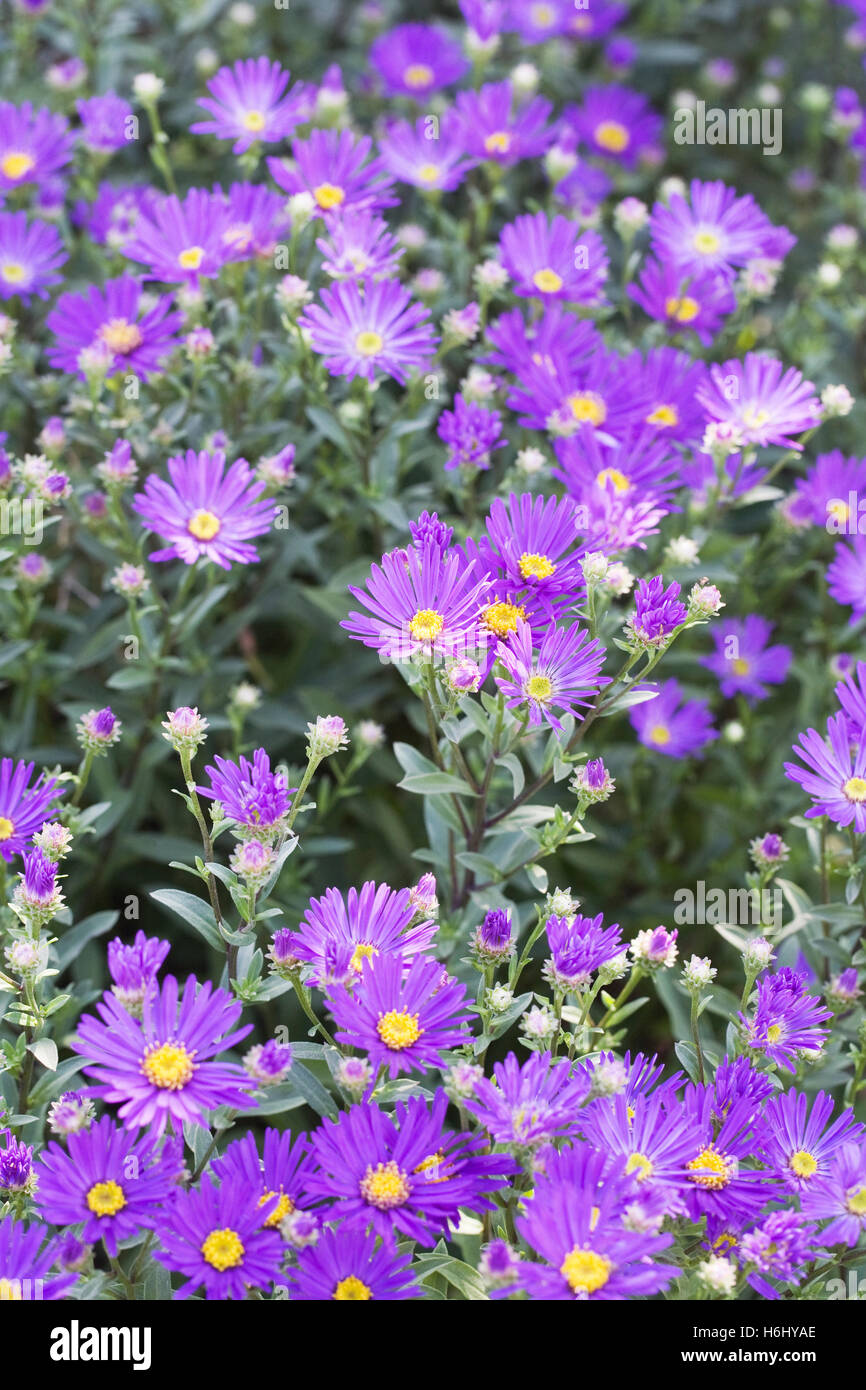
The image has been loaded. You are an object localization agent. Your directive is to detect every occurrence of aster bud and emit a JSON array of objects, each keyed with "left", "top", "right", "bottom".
[
  {"left": 47, "top": 1091, "right": 96, "bottom": 1137},
  {"left": 161, "top": 706, "right": 209, "bottom": 752},
  {"left": 696, "top": 1255, "right": 738, "bottom": 1295},
  {"left": 682, "top": 954, "right": 717, "bottom": 991},
  {"left": 630, "top": 925, "right": 678, "bottom": 970},
  {"left": 76, "top": 706, "right": 121, "bottom": 754},
  {"left": 821, "top": 383, "right": 854, "bottom": 418},
  {"left": 687, "top": 582, "right": 724, "bottom": 619},
  {"left": 306, "top": 715, "right": 349, "bottom": 761},
  {"left": 742, "top": 936, "right": 775, "bottom": 974},
  {"left": 244, "top": 1039, "right": 293, "bottom": 1086},
  {"left": 32, "top": 821, "right": 73, "bottom": 860},
  {"left": 447, "top": 658, "right": 482, "bottom": 694},
  {"left": 335, "top": 1055, "right": 373, "bottom": 1096}
]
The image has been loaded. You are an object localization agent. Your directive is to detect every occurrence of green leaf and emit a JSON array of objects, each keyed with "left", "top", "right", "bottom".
[
  {"left": 27, "top": 1038, "right": 58, "bottom": 1072},
  {"left": 287, "top": 1062, "right": 338, "bottom": 1119},
  {"left": 150, "top": 889, "right": 222, "bottom": 951}
]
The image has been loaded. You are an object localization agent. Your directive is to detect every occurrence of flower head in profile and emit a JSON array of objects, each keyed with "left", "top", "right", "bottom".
[
  {"left": 369, "top": 23, "right": 468, "bottom": 98},
  {"left": 198, "top": 748, "right": 293, "bottom": 836},
  {"left": 0, "top": 758, "right": 63, "bottom": 863},
  {"left": 190, "top": 57, "right": 306, "bottom": 152},
  {"left": 544, "top": 911, "right": 624, "bottom": 990},
  {"left": 133, "top": 449, "right": 276, "bottom": 569},
  {"left": 107, "top": 930, "right": 170, "bottom": 1015},
  {"left": 739, "top": 1210, "right": 822, "bottom": 1299},
  {"left": 153, "top": 1176, "right": 283, "bottom": 1300},
  {"left": 294, "top": 880, "right": 437, "bottom": 987},
  {"left": 299, "top": 278, "right": 437, "bottom": 385},
  {"left": 76, "top": 93, "right": 134, "bottom": 153},
  {"left": 627, "top": 576, "right": 688, "bottom": 650},
  {"left": 495, "top": 619, "right": 609, "bottom": 731},
  {"left": 287, "top": 1225, "right": 419, "bottom": 1301},
  {"left": 438, "top": 394, "right": 505, "bottom": 472},
  {"left": 739, "top": 968, "right": 832, "bottom": 1071},
  {"left": 464, "top": 1051, "right": 588, "bottom": 1154},
  {"left": 629, "top": 679, "right": 717, "bottom": 758}
]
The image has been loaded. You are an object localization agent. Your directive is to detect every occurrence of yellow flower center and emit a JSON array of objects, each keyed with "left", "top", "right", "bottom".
[
  {"left": 741, "top": 405, "right": 769, "bottom": 430},
  {"left": 409, "top": 608, "right": 444, "bottom": 643},
  {"left": 789, "top": 1150, "right": 818, "bottom": 1179},
  {"left": 178, "top": 245, "right": 205, "bottom": 270},
  {"left": 714, "top": 1232, "right": 737, "bottom": 1253},
  {"left": 314, "top": 182, "right": 345, "bottom": 210},
  {"left": 533, "top": 268, "right": 564, "bottom": 294},
  {"left": 846, "top": 1185, "right": 866, "bottom": 1215},
  {"left": 417, "top": 163, "right": 441, "bottom": 184},
  {"left": 141, "top": 1040, "right": 196, "bottom": 1090},
  {"left": 731, "top": 657, "right": 750, "bottom": 676},
  {"left": 360, "top": 1160, "right": 410, "bottom": 1210},
  {"left": 86, "top": 1180, "right": 126, "bottom": 1217},
  {"left": 519, "top": 552, "right": 556, "bottom": 581},
  {"left": 484, "top": 131, "right": 512, "bottom": 155},
  {"left": 242, "top": 109, "right": 266, "bottom": 132},
  {"left": 845, "top": 777, "right": 866, "bottom": 803},
  {"left": 403, "top": 63, "right": 435, "bottom": 89},
  {"left": 665, "top": 295, "right": 700, "bottom": 323},
  {"left": 596, "top": 466, "right": 630, "bottom": 493},
  {"left": 594, "top": 120, "right": 630, "bottom": 153},
  {"left": 377, "top": 1008, "right": 421, "bottom": 1051},
  {"left": 0, "top": 262, "right": 26, "bottom": 285},
  {"left": 355, "top": 330, "right": 384, "bottom": 357},
  {"left": 525, "top": 674, "right": 553, "bottom": 702},
  {"left": 0, "top": 817, "right": 14, "bottom": 841},
  {"left": 560, "top": 1246, "right": 612, "bottom": 1294},
  {"left": 1, "top": 152, "right": 35, "bottom": 181},
  {"left": 188, "top": 509, "right": 221, "bottom": 541},
  {"left": 483, "top": 600, "right": 525, "bottom": 637},
  {"left": 0, "top": 1279, "right": 23, "bottom": 1301},
  {"left": 687, "top": 1145, "right": 733, "bottom": 1190},
  {"left": 828, "top": 499, "right": 850, "bottom": 522},
  {"left": 201, "top": 1227, "right": 245, "bottom": 1271},
  {"left": 530, "top": 2, "right": 557, "bottom": 25},
  {"left": 568, "top": 391, "right": 607, "bottom": 425},
  {"left": 99, "top": 317, "right": 144, "bottom": 354},
  {"left": 625, "top": 1152, "right": 654, "bottom": 1182},
  {"left": 766, "top": 1022, "right": 783, "bottom": 1043},
  {"left": 693, "top": 229, "right": 721, "bottom": 255},
  {"left": 260, "top": 1188, "right": 294, "bottom": 1227},
  {"left": 414, "top": 1150, "right": 447, "bottom": 1182},
  {"left": 350, "top": 942, "right": 380, "bottom": 973},
  {"left": 334, "top": 1274, "right": 373, "bottom": 1300},
  {"left": 646, "top": 404, "right": 679, "bottom": 427},
  {"left": 649, "top": 725, "right": 670, "bottom": 745}
]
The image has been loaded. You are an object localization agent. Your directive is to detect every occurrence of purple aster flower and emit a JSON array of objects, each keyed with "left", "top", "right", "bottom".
[
  {"left": 219, "top": 182, "right": 291, "bottom": 261},
  {"left": 479, "top": 491, "right": 588, "bottom": 605},
  {"left": 629, "top": 679, "right": 717, "bottom": 758},
  {"left": 294, "top": 880, "right": 437, "bottom": 987},
  {"left": 791, "top": 450, "right": 866, "bottom": 531},
  {"left": 198, "top": 748, "right": 293, "bottom": 833},
  {"left": 409, "top": 510, "right": 453, "bottom": 554},
  {"left": 460, "top": 0, "right": 507, "bottom": 40},
  {"left": 509, "top": 345, "right": 655, "bottom": 442},
  {"left": 437, "top": 394, "right": 505, "bottom": 472},
  {"left": 759, "top": 1089, "right": 863, "bottom": 1192},
  {"left": 343, "top": 542, "right": 488, "bottom": 663},
  {"left": 370, "top": 23, "right": 468, "bottom": 98},
  {"left": 681, "top": 1090, "right": 773, "bottom": 1233},
  {"left": 307, "top": 1090, "right": 515, "bottom": 1246},
  {"left": 0, "top": 101, "right": 73, "bottom": 192},
  {"left": 107, "top": 929, "right": 170, "bottom": 1013},
  {"left": 828, "top": 535, "right": 866, "bottom": 622},
  {"left": 300, "top": 277, "right": 436, "bottom": 385},
  {"left": 567, "top": 85, "right": 662, "bottom": 166},
  {"left": 327, "top": 952, "right": 471, "bottom": 1078},
  {"left": 35, "top": 1117, "right": 178, "bottom": 1257},
  {"left": 211, "top": 1128, "right": 314, "bottom": 1228},
  {"left": 15, "top": 846, "right": 60, "bottom": 910},
  {"left": 740, "top": 1210, "right": 821, "bottom": 1299},
  {"left": 580, "top": 1091, "right": 704, "bottom": 1204},
  {"left": 243, "top": 1038, "right": 292, "bottom": 1086},
  {"left": 508, "top": 1145, "right": 679, "bottom": 1300},
  {"left": 287, "top": 1225, "right": 418, "bottom": 1301},
  {"left": 554, "top": 433, "right": 677, "bottom": 553},
  {"left": 545, "top": 911, "right": 624, "bottom": 989},
  {"left": 628, "top": 257, "right": 736, "bottom": 345},
  {"left": 739, "top": 968, "right": 832, "bottom": 1071},
  {"left": 46, "top": 274, "right": 182, "bottom": 381},
  {"left": 465, "top": 1051, "right": 588, "bottom": 1152},
  {"left": 711, "top": 1056, "right": 774, "bottom": 1121},
  {"left": 628, "top": 576, "right": 688, "bottom": 648},
  {"left": 500, "top": 212, "right": 609, "bottom": 305},
  {"left": 0, "top": 1219, "right": 77, "bottom": 1300},
  {"left": 72, "top": 975, "right": 254, "bottom": 1134},
  {"left": 801, "top": 1142, "right": 866, "bottom": 1246},
  {"left": 484, "top": 303, "right": 600, "bottom": 380},
  {"left": 190, "top": 57, "right": 305, "bottom": 153},
  {"left": 268, "top": 128, "right": 397, "bottom": 217},
  {"left": 76, "top": 92, "right": 133, "bottom": 153},
  {"left": 0, "top": 758, "right": 63, "bottom": 862},
  {"left": 565, "top": 0, "right": 627, "bottom": 39},
  {"left": 472, "top": 908, "right": 514, "bottom": 963},
  {"left": 0, "top": 210, "right": 65, "bottom": 301},
  {"left": 578, "top": 1050, "right": 681, "bottom": 1107},
  {"left": 505, "top": 0, "right": 571, "bottom": 41},
  {"left": 700, "top": 615, "right": 792, "bottom": 702},
  {"left": 378, "top": 112, "right": 477, "bottom": 192},
  {"left": 454, "top": 81, "right": 554, "bottom": 166},
  {"left": 785, "top": 711, "right": 866, "bottom": 829},
  {"left": 315, "top": 209, "right": 403, "bottom": 281},
  {"left": 0, "top": 1130, "right": 33, "bottom": 1193},
  {"left": 132, "top": 448, "right": 276, "bottom": 568},
  {"left": 123, "top": 188, "right": 232, "bottom": 285},
  {"left": 697, "top": 353, "right": 821, "bottom": 450},
  {"left": 639, "top": 348, "right": 710, "bottom": 445},
  {"left": 496, "top": 618, "right": 609, "bottom": 731},
  {"left": 649, "top": 179, "right": 795, "bottom": 278},
  {"left": 75, "top": 181, "right": 160, "bottom": 251},
  {"left": 153, "top": 1176, "right": 283, "bottom": 1300}
]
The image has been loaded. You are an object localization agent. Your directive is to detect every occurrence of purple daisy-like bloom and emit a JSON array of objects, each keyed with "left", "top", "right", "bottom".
[
  {"left": 509, "top": 1145, "right": 679, "bottom": 1300},
  {"left": 315, "top": 210, "right": 403, "bottom": 281},
  {"left": 211, "top": 1128, "right": 315, "bottom": 1228},
  {"left": 649, "top": 179, "right": 795, "bottom": 278},
  {"left": 370, "top": 23, "right": 468, "bottom": 98},
  {"left": 681, "top": 1090, "right": 773, "bottom": 1234},
  {"left": 496, "top": 618, "right": 609, "bottom": 731},
  {"left": 700, "top": 616, "right": 792, "bottom": 702},
  {"left": 454, "top": 81, "right": 554, "bottom": 166},
  {"left": 565, "top": 0, "right": 628, "bottom": 39},
  {"left": 792, "top": 451, "right": 866, "bottom": 530},
  {"left": 835, "top": 659, "right": 866, "bottom": 741},
  {"left": 0, "top": 757, "right": 63, "bottom": 862},
  {"left": 460, "top": 0, "right": 507, "bottom": 40},
  {"left": 268, "top": 128, "right": 397, "bottom": 218},
  {"left": 711, "top": 1056, "right": 774, "bottom": 1121},
  {"left": 0, "top": 1219, "right": 77, "bottom": 1300},
  {"left": 0, "top": 101, "right": 73, "bottom": 192},
  {"left": 327, "top": 952, "right": 471, "bottom": 1078},
  {"left": 639, "top": 348, "right": 710, "bottom": 446},
  {"left": 484, "top": 304, "right": 600, "bottom": 381},
  {"left": 480, "top": 491, "right": 588, "bottom": 606},
  {"left": 499, "top": 212, "right": 609, "bottom": 305},
  {"left": 509, "top": 346, "right": 654, "bottom": 443},
  {"left": 629, "top": 679, "right": 717, "bottom": 758},
  {"left": 0, "top": 210, "right": 65, "bottom": 302},
  {"left": 437, "top": 394, "right": 505, "bottom": 472},
  {"left": 785, "top": 711, "right": 866, "bottom": 829},
  {"left": 0, "top": 1129, "right": 33, "bottom": 1193},
  {"left": 740, "top": 1210, "right": 822, "bottom": 1299},
  {"left": 464, "top": 1051, "right": 588, "bottom": 1152},
  {"left": 75, "top": 182, "right": 160, "bottom": 251},
  {"left": 198, "top": 748, "right": 293, "bottom": 832},
  {"left": 35, "top": 1117, "right": 178, "bottom": 1257},
  {"left": 580, "top": 1091, "right": 704, "bottom": 1206},
  {"left": 294, "top": 881, "right": 437, "bottom": 987},
  {"left": 578, "top": 1050, "right": 682, "bottom": 1108},
  {"left": 307, "top": 1090, "right": 515, "bottom": 1247},
  {"left": 342, "top": 541, "right": 488, "bottom": 663},
  {"left": 554, "top": 431, "right": 678, "bottom": 553},
  {"left": 46, "top": 274, "right": 182, "bottom": 381},
  {"left": 567, "top": 85, "right": 662, "bottom": 167},
  {"left": 299, "top": 278, "right": 437, "bottom": 385},
  {"left": 220, "top": 182, "right": 291, "bottom": 261},
  {"left": 505, "top": 0, "right": 571, "bottom": 41},
  {"left": 545, "top": 911, "right": 624, "bottom": 989},
  {"left": 107, "top": 929, "right": 171, "bottom": 1012},
  {"left": 190, "top": 57, "right": 305, "bottom": 153},
  {"left": 696, "top": 353, "right": 821, "bottom": 451},
  {"left": 123, "top": 188, "right": 232, "bottom": 285},
  {"left": 153, "top": 1176, "right": 283, "bottom": 1300},
  {"left": 758, "top": 1089, "right": 863, "bottom": 1193},
  {"left": 378, "top": 112, "right": 477, "bottom": 193},
  {"left": 16, "top": 845, "right": 59, "bottom": 909},
  {"left": 76, "top": 92, "right": 133, "bottom": 153},
  {"left": 287, "top": 1224, "right": 419, "bottom": 1301},
  {"left": 739, "top": 968, "right": 832, "bottom": 1071},
  {"left": 827, "top": 535, "right": 866, "bottom": 623},
  {"left": 628, "top": 257, "right": 736, "bottom": 345},
  {"left": 71, "top": 974, "right": 254, "bottom": 1134},
  {"left": 132, "top": 449, "right": 276, "bottom": 568},
  {"left": 629, "top": 576, "right": 688, "bottom": 647},
  {"left": 800, "top": 1142, "right": 866, "bottom": 1246}
]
